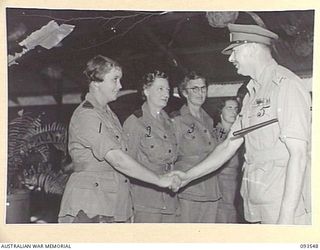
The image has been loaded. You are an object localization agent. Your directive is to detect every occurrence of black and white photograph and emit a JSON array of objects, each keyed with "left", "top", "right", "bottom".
[{"left": 2, "top": 0, "right": 319, "bottom": 244}]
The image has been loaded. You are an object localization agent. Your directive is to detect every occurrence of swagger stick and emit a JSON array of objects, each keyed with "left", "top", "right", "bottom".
[{"left": 232, "top": 118, "right": 278, "bottom": 137}]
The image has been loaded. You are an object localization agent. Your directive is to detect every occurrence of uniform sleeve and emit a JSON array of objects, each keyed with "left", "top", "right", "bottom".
[
  {"left": 277, "top": 78, "right": 311, "bottom": 142},
  {"left": 122, "top": 115, "right": 141, "bottom": 158},
  {"left": 71, "top": 109, "right": 121, "bottom": 161}
]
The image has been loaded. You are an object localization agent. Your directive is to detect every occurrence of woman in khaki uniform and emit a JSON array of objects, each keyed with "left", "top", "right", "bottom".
[
  {"left": 123, "top": 70, "right": 179, "bottom": 223},
  {"left": 172, "top": 71, "right": 220, "bottom": 223},
  {"left": 213, "top": 98, "right": 243, "bottom": 223},
  {"left": 58, "top": 56, "right": 179, "bottom": 223}
]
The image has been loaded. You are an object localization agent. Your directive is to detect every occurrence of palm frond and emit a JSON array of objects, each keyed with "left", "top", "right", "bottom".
[{"left": 8, "top": 111, "right": 68, "bottom": 193}]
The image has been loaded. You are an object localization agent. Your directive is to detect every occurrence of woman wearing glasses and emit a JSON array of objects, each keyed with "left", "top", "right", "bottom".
[
  {"left": 123, "top": 70, "right": 179, "bottom": 223},
  {"left": 171, "top": 71, "right": 221, "bottom": 223}
]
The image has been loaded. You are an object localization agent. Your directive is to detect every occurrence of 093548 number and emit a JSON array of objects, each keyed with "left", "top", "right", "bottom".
[{"left": 300, "top": 244, "right": 319, "bottom": 248}]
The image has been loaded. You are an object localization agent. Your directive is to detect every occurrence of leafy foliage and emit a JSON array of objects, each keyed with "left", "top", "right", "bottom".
[
  {"left": 22, "top": 164, "right": 71, "bottom": 195},
  {"left": 7, "top": 111, "right": 69, "bottom": 194}
]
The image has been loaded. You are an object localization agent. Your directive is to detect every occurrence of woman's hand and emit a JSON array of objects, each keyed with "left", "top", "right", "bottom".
[
  {"left": 158, "top": 173, "right": 182, "bottom": 191},
  {"left": 164, "top": 170, "right": 191, "bottom": 192}
]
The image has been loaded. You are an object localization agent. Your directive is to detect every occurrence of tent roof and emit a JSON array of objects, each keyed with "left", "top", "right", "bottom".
[{"left": 7, "top": 8, "right": 314, "bottom": 102}]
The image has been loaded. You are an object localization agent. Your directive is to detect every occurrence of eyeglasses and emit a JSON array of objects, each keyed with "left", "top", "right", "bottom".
[{"left": 186, "top": 86, "right": 207, "bottom": 93}]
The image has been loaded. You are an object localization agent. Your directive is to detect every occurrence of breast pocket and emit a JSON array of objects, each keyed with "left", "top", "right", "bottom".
[
  {"left": 248, "top": 103, "right": 273, "bottom": 125},
  {"left": 141, "top": 135, "right": 165, "bottom": 159}
]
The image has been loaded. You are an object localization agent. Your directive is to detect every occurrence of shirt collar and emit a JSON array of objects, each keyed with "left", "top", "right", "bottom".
[
  {"left": 246, "top": 59, "right": 278, "bottom": 95},
  {"left": 180, "top": 104, "right": 210, "bottom": 125},
  {"left": 216, "top": 122, "right": 230, "bottom": 133},
  {"left": 180, "top": 104, "right": 206, "bottom": 118},
  {"left": 141, "top": 102, "right": 168, "bottom": 122},
  {"left": 256, "top": 58, "right": 278, "bottom": 86},
  {"left": 180, "top": 104, "right": 190, "bottom": 116},
  {"left": 85, "top": 92, "right": 108, "bottom": 111}
]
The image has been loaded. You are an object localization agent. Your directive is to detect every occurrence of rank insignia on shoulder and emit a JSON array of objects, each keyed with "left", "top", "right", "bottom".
[
  {"left": 133, "top": 109, "right": 143, "bottom": 118},
  {"left": 82, "top": 101, "right": 94, "bottom": 109},
  {"left": 273, "top": 74, "right": 286, "bottom": 85}
]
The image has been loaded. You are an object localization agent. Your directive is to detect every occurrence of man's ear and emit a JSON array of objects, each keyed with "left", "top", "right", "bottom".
[
  {"left": 248, "top": 43, "right": 259, "bottom": 56},
  {"left": 92, "top": 81, "right": 100, "bottom": 88},
  {"left": 143, "top": 88, "right": 149, "bottom": 98}
]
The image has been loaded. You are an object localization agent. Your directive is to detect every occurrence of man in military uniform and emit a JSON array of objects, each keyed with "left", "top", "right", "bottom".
[{"left": 171, "top": 24, "right": 311, "bottom": 224}]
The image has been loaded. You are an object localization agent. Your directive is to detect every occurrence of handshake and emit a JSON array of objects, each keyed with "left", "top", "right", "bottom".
[{"left": 159, "top": 171, "right": 191, "bottom": 192}]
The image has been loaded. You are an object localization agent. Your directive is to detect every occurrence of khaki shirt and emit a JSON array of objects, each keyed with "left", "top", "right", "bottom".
[
  {"left": 172, "top": 105, "right": 221, "bottom": 201},
  {"left": 59, "top": 93, "right": 132, "bottom": 222},
  {"left": 213, "top": 123, "right": 241, "bottom": 177},
  {"left": 123, "top": 102, "right": 178, "bottom": 214},
  {"left": 239, "top": 59, "right": 311, "bottom": 222}
]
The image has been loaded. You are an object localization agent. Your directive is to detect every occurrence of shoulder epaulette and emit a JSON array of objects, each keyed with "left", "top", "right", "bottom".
[
  {"left": 272, "top": 68, "right": 289, "bottom": 86},
  {"left": 273, "top": 75, "right": 286, "bottom": 85},
  {"left": 82, "top": 101, "right": 94, "bottom": 109},
  {"left": 133, "top": 108, "right": 143, "bottom": 118},
  {"left": 169, "top": 110, "right": 181, "bottom": 119}
]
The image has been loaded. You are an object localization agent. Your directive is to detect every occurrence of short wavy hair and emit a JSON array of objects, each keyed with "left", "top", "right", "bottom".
[
  {"left": 83, "top": 55, "right": 121, "bottom": 84},
  {"left": 217, "top": 98, "right": 239, "bottom": 115},
  {"left": 141, "top": 70, "right": 168, "bottom": 101},
  {"left": 178, "top": 71, "right": 206, "bottom": 98}
]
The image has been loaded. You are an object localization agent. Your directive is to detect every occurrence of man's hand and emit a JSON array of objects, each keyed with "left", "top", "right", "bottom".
[{"left": 170, "top": 174, "right": 182, "bottom": 192}]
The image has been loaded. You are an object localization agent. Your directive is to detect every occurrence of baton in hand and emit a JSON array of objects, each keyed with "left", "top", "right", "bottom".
[{"left": 232, "top": 118, "right": 278, "bottom": 137}]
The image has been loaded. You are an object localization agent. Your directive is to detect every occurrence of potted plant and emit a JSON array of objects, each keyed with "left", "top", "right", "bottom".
[{"left": 7, "top": 110, "right": 70, "bottom": 223}]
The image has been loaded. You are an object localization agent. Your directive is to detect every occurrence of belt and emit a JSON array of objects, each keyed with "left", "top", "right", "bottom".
[
  {"left": 175, "top": 154, "right": 208, "bottom": 171},
  {"left": 147, "top": 161, "right": 175, "bottom": 174},
  {"left": 164, "top": 162, "right": 174, "bottom": 172},
  {"left": 73, "top": 162, "right": 114, "bottom": 172}
]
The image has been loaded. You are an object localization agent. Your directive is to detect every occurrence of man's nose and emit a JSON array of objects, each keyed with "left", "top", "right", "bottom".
[
  {"left": 228, "top": 52, "right": 235, "bottom": 62},
  {"left": 117, "top": 80, "right": 122, "bottom": 89}
]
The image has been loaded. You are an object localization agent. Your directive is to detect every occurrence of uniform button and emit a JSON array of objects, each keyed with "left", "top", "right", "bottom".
[
  {"left": 168, "top": 149, "right": 172, "bottom": 153},
  {"left": 151, "top": 145, "right": 154, "bottom": 148},
  {"left": 125, "top": 179, "right": 128, "bottom": 183},
  {"left": 116, "top": 135, "right": 119, "bottom": 139},
  {"left": 163, "top": 135, "right": 167, "bottom": 139},
  {"left": 125, "top": 148, "right": 128, "bottom": 151},
  {"left": 95, "top": 182, "right": 99, "bottom": 187}
]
